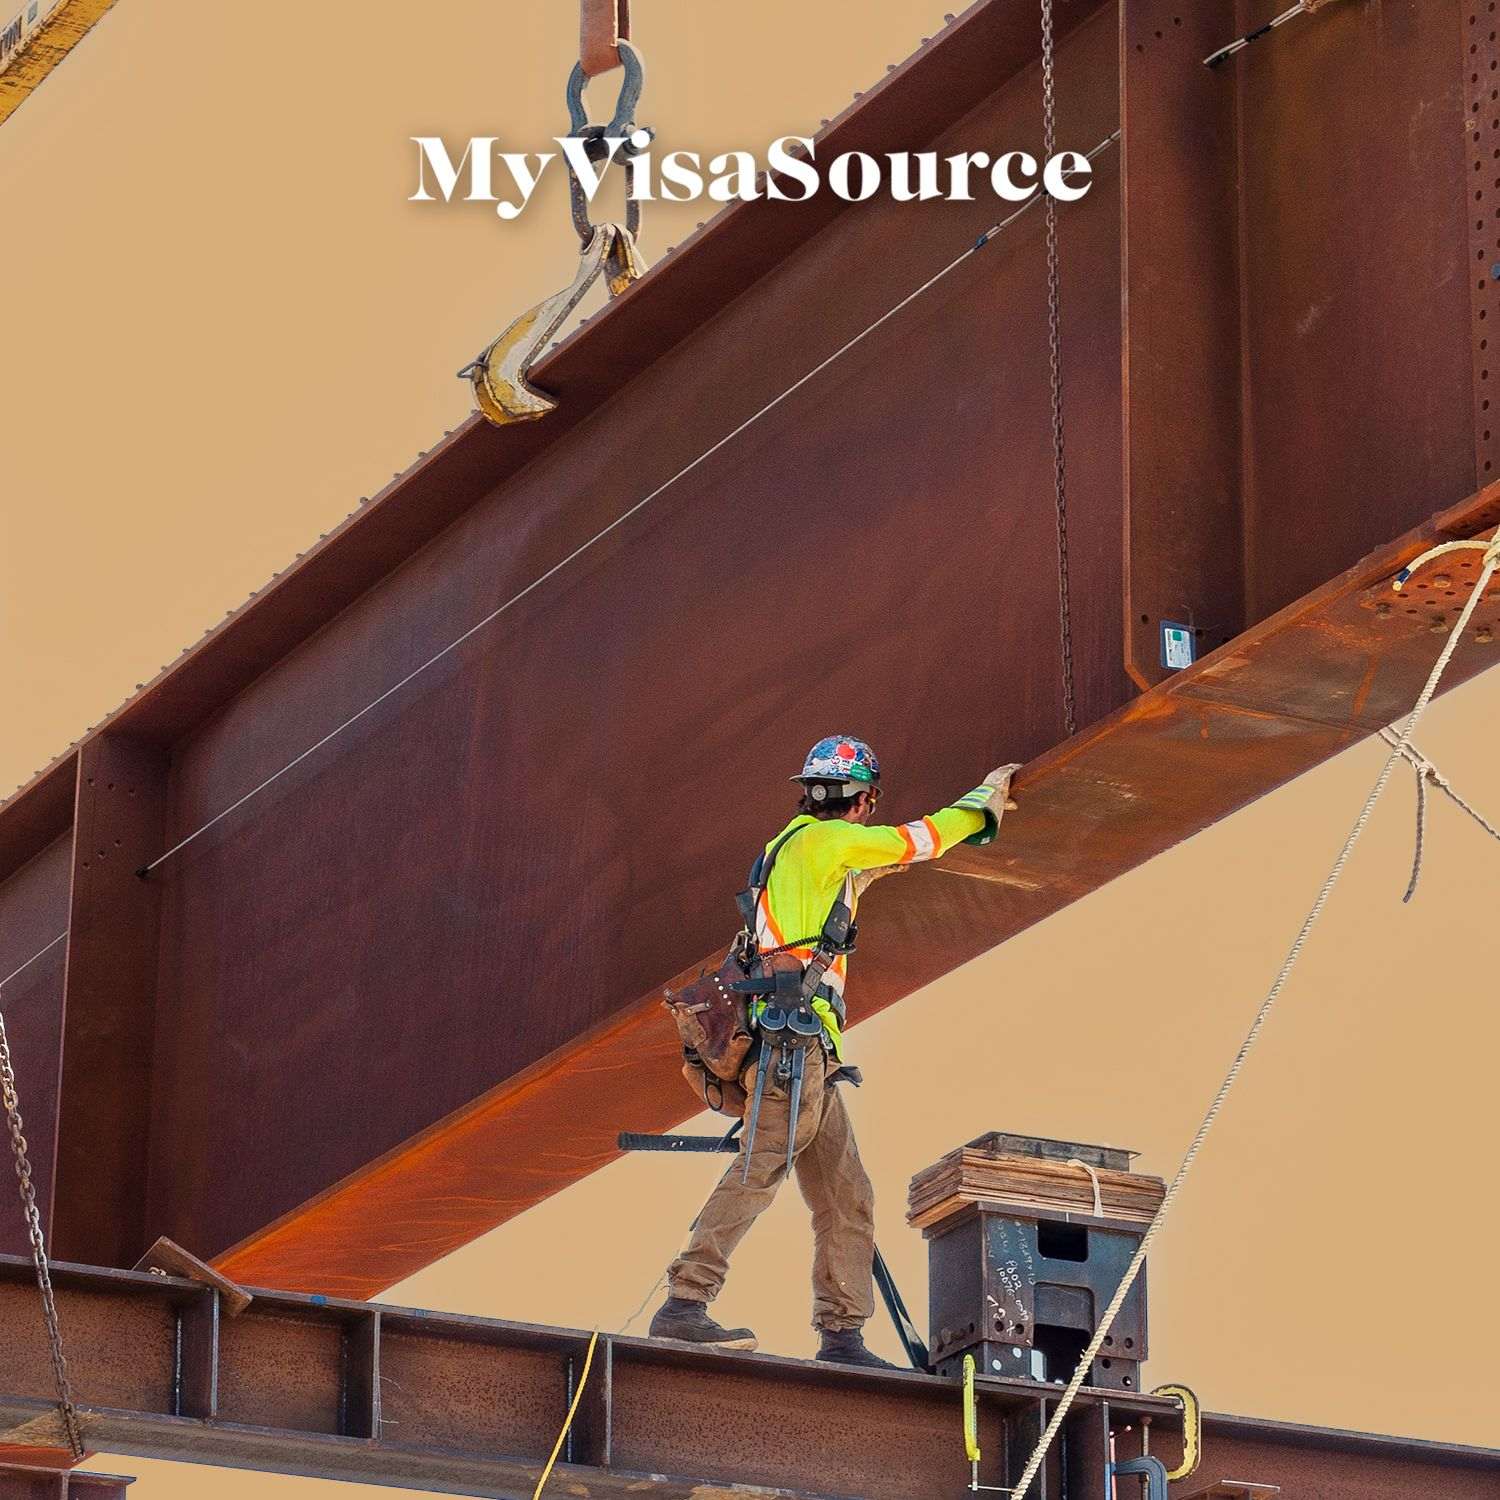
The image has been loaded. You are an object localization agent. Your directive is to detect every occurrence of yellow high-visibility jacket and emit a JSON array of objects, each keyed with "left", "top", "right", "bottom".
[{"left": 753, "top": 787, "right": 999, "bottom": 1056}]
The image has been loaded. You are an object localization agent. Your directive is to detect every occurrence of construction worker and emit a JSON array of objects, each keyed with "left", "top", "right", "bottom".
[{"left": 650, "top": 736, "right": 1020, "bottom": 1367}]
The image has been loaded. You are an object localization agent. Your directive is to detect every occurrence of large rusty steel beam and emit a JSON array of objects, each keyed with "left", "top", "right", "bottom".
[
  {"left": 0, "top": 0, "right": 1492, "bottom": 1297},
  {"left": 2, "top": 1259, "right": 1496, "bottom": 1500},
  {"left": 217, "top": 480, "right": 1500, "bottom": 1297},
  {"left": 0, "top": 0, "right": 1126, "bottom": 1277}
]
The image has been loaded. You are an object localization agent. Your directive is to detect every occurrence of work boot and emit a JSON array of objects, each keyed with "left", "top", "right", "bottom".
[
  {"left": 648, "top": 1296, "right": 758, "bottom": 1351},
  {"left": 815, "top": 1328, "right": 898, "bottom": 1370}
]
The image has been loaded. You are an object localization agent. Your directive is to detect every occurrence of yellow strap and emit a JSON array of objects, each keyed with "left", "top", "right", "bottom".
[
  {"left": 533, "top": 1330, "right": 600, "bottom": 1498},
  {"left": 962, "top": 1353, "right": 982, "bottom": 1464}
]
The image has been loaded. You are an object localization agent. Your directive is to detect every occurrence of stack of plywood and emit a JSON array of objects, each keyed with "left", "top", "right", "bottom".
[{"left": 907, "top": 1141, "right": 1166, "bottom": 1231}]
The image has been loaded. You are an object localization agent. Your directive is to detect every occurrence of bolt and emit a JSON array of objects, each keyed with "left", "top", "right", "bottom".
[
  {"left": 1374, "top": 601, "right": 1392, "bottom": 617},
  {"left": 1478, "top": 625, "right": 1495, "bottom": 643},
  {"left": 1433, "top": 573, "right": 1451, "bottom": 588},
  {"left": 1430, "top": 617, "right": 1449, "bottom": 633}
]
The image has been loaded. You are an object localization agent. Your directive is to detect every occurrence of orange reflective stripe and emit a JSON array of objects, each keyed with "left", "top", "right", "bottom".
[
  {"left": 898, "top": 825, "right": 918, "bottom": 862},
  {"left": 922, "top": 815, "right": 942, "bottom": 854},
  {"left": 759, "top": 892, "right": 787, "bottom": 948}
]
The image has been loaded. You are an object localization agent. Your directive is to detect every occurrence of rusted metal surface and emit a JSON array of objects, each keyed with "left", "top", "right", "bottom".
[
  {"left": 131, "top": 1236, "right": 252, "bottom": 1317},
  {"left": 1124, "top": 0, "right": 1480, "bottom": 686},
  {"left": 0, "top": 0, "right": 1489, "bottom": 1311},
  {"left": 0, "top": 1258, "right": 1494, "bottom": 1498},
  {"left": 0, "top": 838, "right": 70, "bottom": 1260},
  {"left": 0, "top": 1468, "right": 132, "bottom": 1500},
  {"left": 1120, "top": 0, "right": 1244, "bottom": 688},
  {"left": 53, "top": 738, "right": 168, "bottom": 1268},
  {"left": 0, "top": 1255, "right": 1175, "bottom": 1499},
  {"left": 1464, "top": 0, "right": 1500, "bottom": 487},
  {"left": 1233, "top": 0, "right": 1475, "bottom": 621},
  {"left": 579, "top": 0, "right": 629, "bottom": 77},
  {"left": 216, "top": 482, "right": 1500, "bottom": 1299},
  {"left": 1164, "top": 1414, "right": 1500, "bottom": 1498},
  {"left": 150, "top": 1, "right": 1122, "bottom": 1279}
]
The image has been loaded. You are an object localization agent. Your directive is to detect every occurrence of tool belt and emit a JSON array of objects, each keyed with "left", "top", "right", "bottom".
[{"left": 664, "top": 821, "right": 857, "bottom": 1134}]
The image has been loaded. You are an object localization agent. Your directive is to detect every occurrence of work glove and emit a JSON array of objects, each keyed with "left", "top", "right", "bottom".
[{"left": 980, "top": 762, "right": 1023, "bottom": 812}]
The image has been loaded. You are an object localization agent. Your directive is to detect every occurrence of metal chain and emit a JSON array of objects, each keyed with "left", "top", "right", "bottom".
[
  {"left": 1041, "top": 0, "right": 1077, "bottom": 738},
  {"left": 0, "top": 997, "right": 84, "bottom": 1459}
]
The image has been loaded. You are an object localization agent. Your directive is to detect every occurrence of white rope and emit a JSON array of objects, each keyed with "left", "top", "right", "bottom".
[
  {"left": 1007, "top": 526, "right": 1500, "bottom": 1497},
  {"left": 140, "top": 131, "right": 1120, "bottom": 876},
  {"left": 1402, "top": 761, "right": 1429, "bottom": 904},
  {"left": 1379, "top": 727, "right": 1500, "bottom": 839},
  {"left": 1067, "top": 1157, "right": 1103, "bottom": 1218}
]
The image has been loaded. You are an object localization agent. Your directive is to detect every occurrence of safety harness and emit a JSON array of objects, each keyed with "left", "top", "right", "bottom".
[{"left": 729, "top": 823, "right": 858, "bottom": 1181}]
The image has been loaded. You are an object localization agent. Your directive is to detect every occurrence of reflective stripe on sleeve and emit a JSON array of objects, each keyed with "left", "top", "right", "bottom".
[{"left": 903, "top": 818, "right": 937, "bottom": 860}]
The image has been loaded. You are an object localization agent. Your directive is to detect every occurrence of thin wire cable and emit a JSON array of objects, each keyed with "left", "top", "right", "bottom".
[
  {"left": 0, "top": 931, "right": 68, "bottom": 991},
  {"left": 1007, "top": 528, "right": 1500, "bottom": 1498},
  {"left": 1204, "top": 1, "right": 1309, "bottom": 67},
  {"left": 531, "top": 1328, "right": 599, "bottom": 1498},
  {"left": 141, "top": 132, "right": 1120, "bottom": 877},
  {"left": 1040, "top": 0, "right": 1077, "bottom": 739}
]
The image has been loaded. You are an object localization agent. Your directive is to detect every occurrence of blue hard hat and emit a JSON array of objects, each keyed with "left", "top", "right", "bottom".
[{"left": 792, "top": 735, "right": 881, "bottom": 787}]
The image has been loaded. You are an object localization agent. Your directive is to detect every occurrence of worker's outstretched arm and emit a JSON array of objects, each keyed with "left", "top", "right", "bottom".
[{"left": 831, "top": 764, "right": 1021, "bottom": 872}]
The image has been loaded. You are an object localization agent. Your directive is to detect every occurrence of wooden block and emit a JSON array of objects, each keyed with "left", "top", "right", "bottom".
[
  {"left": 132, "top": 1236, "right": 253, "bottom": 1317},
  {"left": 908, "top": 1142, "right": 1165, "bottom": 1232}
]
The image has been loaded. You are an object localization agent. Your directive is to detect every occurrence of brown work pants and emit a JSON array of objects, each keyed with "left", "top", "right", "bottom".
[{"left": 668, "top": 1043, "right": 876, "bottom": 1331}]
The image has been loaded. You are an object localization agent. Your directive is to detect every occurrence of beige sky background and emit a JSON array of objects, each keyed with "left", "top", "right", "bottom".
[{"left": 4, "top": 1, "right": 1500, "bottom": 1494}]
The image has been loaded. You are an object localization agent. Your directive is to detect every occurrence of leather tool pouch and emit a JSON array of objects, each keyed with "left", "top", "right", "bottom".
[
  {"left": 663, "top": 959, "right": 754, "bottom": 1082},
  {"left": 680, "top": 1057, "right": 749, "bottom": 1116}
]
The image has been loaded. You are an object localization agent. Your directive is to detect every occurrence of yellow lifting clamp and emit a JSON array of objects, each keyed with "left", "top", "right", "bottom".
[
  {"left": 459, "top": 222, "right": 646, "bottom": 425},
  {"left": 1151, "top": 1382, "right": 1203, "bottom": 1482}
]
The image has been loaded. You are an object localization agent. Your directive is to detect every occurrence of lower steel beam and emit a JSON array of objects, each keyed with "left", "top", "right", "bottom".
[
  {"left": 0, "top": 1469, "right": 131, "bottom": 1500},
  {"left": 0, "top": 1256, "right": 1165, "bottom": 1499},
  {"left": 2, "top": 1259, "right": 1497, "bottom": 1500}
]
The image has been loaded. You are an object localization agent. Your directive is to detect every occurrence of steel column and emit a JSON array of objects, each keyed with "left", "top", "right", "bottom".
[{"left": 52, "top": 736, "right": 169, "bottom": 1267}]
